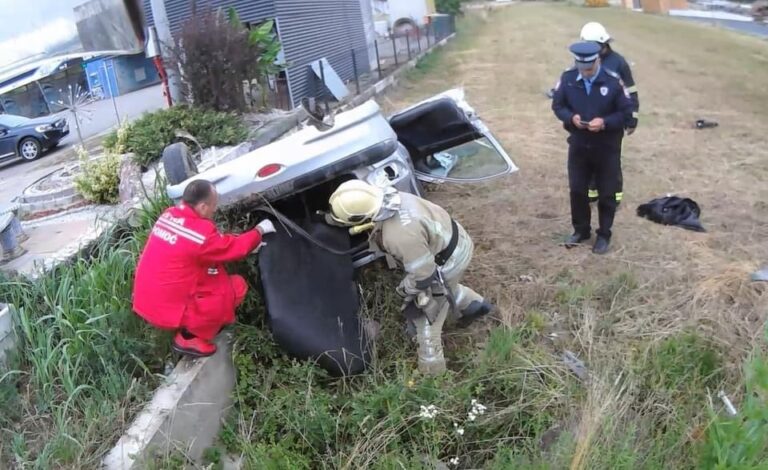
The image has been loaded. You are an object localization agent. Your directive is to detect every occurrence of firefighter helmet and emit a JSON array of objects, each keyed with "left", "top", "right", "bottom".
[{"left": 328, "top": 180, "right": 385, "bottom": 226}]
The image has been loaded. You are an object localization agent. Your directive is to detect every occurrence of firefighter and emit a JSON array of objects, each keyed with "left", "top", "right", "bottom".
[
  {"left": 580, "top": 21, "right": 639, "bottom": 205},
  {"left": 132, "top": 179, "right": 275, "bottom": 357},
  {"left": 551, "top": 41, "right": 633, "bottom": 254},
  {"left": 326, "top": 180, "right": 492, "bottom": 375}
]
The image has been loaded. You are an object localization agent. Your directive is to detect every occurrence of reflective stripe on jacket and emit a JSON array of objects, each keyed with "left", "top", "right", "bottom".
[{"left": 132, "top": 203, "right": 262, "bottom": 329}]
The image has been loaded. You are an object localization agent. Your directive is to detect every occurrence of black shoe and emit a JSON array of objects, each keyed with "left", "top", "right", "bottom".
[
  {"left": 564, "top": 232, "right": 590, "bottom": 247},
  {"left": 457, "top": 301, "right": 493, "bottom": 328},
  {"left": 592, "top": 237, "right": 610, "bottom": 255}
]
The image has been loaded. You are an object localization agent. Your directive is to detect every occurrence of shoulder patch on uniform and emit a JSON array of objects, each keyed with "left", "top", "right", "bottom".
[{"left": 605, "top": 69, "right": 621, "bottom": 80}]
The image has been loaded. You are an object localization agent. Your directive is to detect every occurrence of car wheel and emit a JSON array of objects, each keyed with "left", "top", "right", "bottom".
[
  {"left": 162, "top": 142, "right": 198, "bottom": 185},
  {"left": 18, "top": 138, "right": 42, "bottom": 161}
]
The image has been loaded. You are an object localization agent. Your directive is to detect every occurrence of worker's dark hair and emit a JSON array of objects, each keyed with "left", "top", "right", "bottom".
[{"left": 182, "top": 179, "right": 215, "bottom": 205}]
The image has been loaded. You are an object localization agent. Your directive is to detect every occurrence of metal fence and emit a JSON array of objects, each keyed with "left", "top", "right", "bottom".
[{"left": 304, "top": 17, "right": 457, "bottom": 107}]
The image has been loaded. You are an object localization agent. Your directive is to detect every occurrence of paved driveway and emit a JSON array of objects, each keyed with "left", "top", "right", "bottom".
[{"left": 0, "top": 85, "right": 165, "bottom": 204}]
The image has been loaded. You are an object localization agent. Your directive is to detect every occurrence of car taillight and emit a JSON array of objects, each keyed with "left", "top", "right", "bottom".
[{"left": 256, "top": 164, "right": 283, "bottom": 178}]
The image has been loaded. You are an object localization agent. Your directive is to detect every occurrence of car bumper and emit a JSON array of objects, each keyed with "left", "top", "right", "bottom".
[{"left": 40, "top": 127, "right": 69, "bottom": 146}]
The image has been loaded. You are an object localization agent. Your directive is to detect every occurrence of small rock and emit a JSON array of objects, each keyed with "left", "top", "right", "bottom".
[{"left": 118, "top": 153, "right": 143, "bottom": 204}]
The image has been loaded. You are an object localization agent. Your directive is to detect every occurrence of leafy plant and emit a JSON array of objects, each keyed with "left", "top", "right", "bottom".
[
  {"left": 228, "top": 10, "right": 284, "bottom": 109},
  {"left": 75, "top": 124, "right": 129, "bottom": 204},
  {"left": 75, "top": 153, "right": 121, "bottom": 204},
  {"left": 436, "top": 0, "right": 464, "bottom": 16},
  {"left": 103, "top": 106, "right": 248, "bottom": 167}
]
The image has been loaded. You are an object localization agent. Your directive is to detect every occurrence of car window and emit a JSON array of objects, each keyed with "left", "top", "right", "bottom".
[
  {"left": 0, "top": 115, "right": 29, "bottom": 127},
  {"left": 414, "top": 137, "right": 512, "bottom": 181}
]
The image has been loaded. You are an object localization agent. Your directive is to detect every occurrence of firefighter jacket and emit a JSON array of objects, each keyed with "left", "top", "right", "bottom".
[
  {"left": 600, "top": 48, "right": 639, "bottom": 128},
  {"left": 132, "top": 203, "right": 262, "bottom": 329},
  {"left": 373, "top": 192, "right": 472, "bottom": 295}
]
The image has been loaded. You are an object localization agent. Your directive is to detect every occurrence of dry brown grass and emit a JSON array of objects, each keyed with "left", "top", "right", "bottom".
[{"left": 382, "top": 4, "right": 768, "bottom": 376}]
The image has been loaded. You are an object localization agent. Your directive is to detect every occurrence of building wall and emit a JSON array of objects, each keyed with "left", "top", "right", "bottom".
[
  {"left": 275, "top": 0, "right": 370, "bottom": 107},
  {"left": 143, "top": 0, "right": 370, "bottom": 108}
]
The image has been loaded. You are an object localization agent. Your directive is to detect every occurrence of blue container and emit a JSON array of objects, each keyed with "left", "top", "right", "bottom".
[{"left": 84, "top": 59, "right": 119, "bottom": 100}]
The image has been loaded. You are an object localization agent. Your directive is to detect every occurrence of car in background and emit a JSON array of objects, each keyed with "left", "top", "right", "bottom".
[{"left": 0, "top": 113, "right": 69, "bottom": 163}]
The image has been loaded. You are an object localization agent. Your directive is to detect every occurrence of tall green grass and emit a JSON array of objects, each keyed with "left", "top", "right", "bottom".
[{"left": 0, "top": 191, "right": 173, "bottom": 468}]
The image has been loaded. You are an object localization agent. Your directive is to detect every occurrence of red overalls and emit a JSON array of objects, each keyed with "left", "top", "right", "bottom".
[{"left": 132, "top": 203, "right": 262, "bottom": 340}]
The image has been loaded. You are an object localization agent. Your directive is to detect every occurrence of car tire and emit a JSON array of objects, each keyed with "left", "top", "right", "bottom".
[
  {"left": 162, "top": 142, "right": 198, "bottom": 185},
  {"left": 18, "top": 138, "right": 42, "bottom": 161}
]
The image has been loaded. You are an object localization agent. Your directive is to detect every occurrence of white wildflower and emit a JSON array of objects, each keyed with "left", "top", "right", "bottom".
[
  {"left": 449, "top": 457, "right": 460, "bottom": 466},
  {"left": 453, "top": 422, "right": 465, "bottom": 436},
  {"left": 418, "top": 404, "right": 438, "bottom": 419}
]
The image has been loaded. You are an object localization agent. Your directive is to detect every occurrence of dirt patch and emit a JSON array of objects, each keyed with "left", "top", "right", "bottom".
[{"left": 384, "top": 5, "right": 768, "bottom": 374}]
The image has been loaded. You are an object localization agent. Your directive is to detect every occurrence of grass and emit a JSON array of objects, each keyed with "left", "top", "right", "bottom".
[
  {"left": 212, "top": 4, "right": 768, "bottom": 469},
  {"left": 4, "top": 4, "right": 768, "bottom": 468},
  {"left": 0, "top": 188, "right": 174, "bottom": 468}
]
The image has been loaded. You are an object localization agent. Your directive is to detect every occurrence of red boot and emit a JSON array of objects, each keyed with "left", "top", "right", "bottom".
[{"left": 172, "top": 332, "right": 217, "bottom": 357}]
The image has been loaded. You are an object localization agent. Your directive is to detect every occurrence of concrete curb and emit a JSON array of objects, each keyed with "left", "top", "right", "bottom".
[
  {"left": 0, "top": 304, "right": 15, "bottom": 368},
  {"left": 103, "top": 332, "right": 235, "bottom": 469}
]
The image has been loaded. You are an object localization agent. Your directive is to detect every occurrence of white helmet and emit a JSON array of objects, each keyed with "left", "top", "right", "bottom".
[
  {"left": 580, "top": 22, "right": 611, "bottom": 44},
  {"left": 328, "top": 180, "right": 384, "bottom": 226}
]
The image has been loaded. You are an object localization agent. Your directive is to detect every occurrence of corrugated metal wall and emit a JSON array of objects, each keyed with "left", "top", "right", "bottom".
[
  {"left": 142, "top": 0, "right": 370, "bottom": 108},
  {"left": 274, "top": 0, "right": 370, "bottom": 107},
  {"left": 145, "top": 0, "right": 275, "bottom": 33}
]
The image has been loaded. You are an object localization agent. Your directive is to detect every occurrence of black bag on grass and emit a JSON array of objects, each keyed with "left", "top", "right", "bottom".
[
  {"left": 636, "top": 196, "right": 706, "bottom": 232},
  {"left": 258, "top": 221, "right": 371, "bottom": 377}
]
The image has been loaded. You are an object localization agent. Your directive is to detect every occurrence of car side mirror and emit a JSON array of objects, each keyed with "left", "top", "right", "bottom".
[
  {"left": 300, "top": 97, "right": 334, "bottom": 132},
  {"left": 0, "top": 128, "right": 7, "bottom": 136}
]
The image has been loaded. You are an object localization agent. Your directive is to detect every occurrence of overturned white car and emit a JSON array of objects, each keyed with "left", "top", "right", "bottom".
[{"left": 162, "top": 89, "right": 518, "bottom": 375}]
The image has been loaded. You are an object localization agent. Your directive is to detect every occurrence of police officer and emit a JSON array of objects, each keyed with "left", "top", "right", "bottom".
[
  {"left": 580, "top": 22, "right": 640, "bottom": 205},
  {"left": 551, "top": 41, "right": 633, "bottom": 254}
]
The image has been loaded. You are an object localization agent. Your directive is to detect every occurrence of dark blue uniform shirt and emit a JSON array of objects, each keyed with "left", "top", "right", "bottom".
[{"left": 551, "top": 67, "right": 633, "bottom": 149}]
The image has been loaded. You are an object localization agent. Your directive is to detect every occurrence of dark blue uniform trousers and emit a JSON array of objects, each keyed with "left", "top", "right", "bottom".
[{"left": 568, "top": 142, "right": 621, "bottom": 239}]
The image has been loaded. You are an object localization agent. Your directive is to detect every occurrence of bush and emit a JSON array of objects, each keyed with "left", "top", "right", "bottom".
[
  {"left": 74, "top": 153, "right": 121, "bottom": 204},
  {"left": 436, "top": 0, "right": 464, "bottom": 15},
  {"left": 171, "top": 8, "right": 283, "bottom": 112},
  {"left": 104, "top": 106, "right": 248, "bottom": 167}
]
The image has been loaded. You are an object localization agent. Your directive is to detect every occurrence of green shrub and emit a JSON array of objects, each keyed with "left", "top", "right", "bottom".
[
  {"left": 436, "top": 0, "right": 463, "bottom": 15},
  {"left": 74, "top": 153, "right": 121, "bottom": 204},
  {"left": 104, "top": 106, "right": 248, "bottom": 167}
]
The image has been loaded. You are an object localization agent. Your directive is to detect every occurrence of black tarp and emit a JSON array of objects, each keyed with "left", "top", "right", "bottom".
[{"left": 258, "top": 220, "right": 371, "bottom": 376}]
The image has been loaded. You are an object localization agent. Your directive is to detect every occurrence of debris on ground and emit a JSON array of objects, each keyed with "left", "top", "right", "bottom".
[
  {"left": 718, "top": 390, "right": 738, "bottom": 416},
  {"left": 636, "top": 196, "right": 706, "bottom": 232},
  {"left": 751, "top": 267, "right": 768, "bottom": 282},
  {"left": 563, "top": 350, "right": 589, "bottom": 381},
  {"left": 695, "top": 119, "right": 719, "bottom": 129}
]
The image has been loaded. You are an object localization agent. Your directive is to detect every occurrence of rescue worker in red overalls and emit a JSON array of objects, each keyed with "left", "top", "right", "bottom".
[{"left": 132, "top": 179, "right": 275, "bottom": 357}]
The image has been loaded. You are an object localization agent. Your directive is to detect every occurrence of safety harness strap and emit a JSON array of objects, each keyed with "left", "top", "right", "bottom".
[{"left": 435, "top": 219, "right": 459, "bottom": 266}]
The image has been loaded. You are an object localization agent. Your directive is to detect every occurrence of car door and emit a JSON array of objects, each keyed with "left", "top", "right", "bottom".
[
  {"left": 0, "top": 125, "right": 16, "bottom": 159},
  {"left": 389, "top": 89, "right": 518, "bottom": 184}
]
